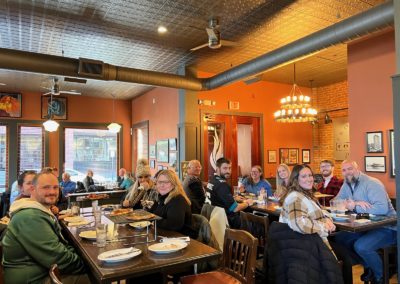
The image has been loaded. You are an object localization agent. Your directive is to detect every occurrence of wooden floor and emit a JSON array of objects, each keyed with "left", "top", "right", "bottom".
[{"left": 352, "top": 265, "right": 398, "bottom": 284}]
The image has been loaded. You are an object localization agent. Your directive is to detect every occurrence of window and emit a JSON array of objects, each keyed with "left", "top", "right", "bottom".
[
  {"left": 0, "top": 125, "right": 7, "bottom": 193},
  {"left": 64, "top": 128, "right": 118, "bottom": 183},
  {"left": 18, "top": 126, "right": 44, "bottom": 173}
]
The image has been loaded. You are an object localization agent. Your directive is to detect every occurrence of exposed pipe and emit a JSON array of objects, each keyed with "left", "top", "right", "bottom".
[{"left": 0, "top": 1, "right": 394, "bottom": 91}]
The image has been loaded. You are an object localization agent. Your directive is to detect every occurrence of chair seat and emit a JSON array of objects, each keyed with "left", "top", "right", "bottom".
[{"left": 180, "top": 271, "right": 241, "bottom": 284}]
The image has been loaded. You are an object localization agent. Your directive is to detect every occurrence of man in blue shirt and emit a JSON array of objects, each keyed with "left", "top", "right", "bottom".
[
  {"left": 333, "top": 160, "right": 396, "bottom": 284},
  {"left": 60, "top": 172, "right": 76, "bottom": 196}
]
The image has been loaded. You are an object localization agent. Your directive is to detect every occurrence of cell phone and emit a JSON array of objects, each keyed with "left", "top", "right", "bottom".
[{"left": 356, "top": 213, "right": 370, "bottom": 219}]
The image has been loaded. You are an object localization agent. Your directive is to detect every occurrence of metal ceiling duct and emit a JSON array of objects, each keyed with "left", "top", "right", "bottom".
[{"left": 0, "top": 1, "right": 394, "bottom": 92}]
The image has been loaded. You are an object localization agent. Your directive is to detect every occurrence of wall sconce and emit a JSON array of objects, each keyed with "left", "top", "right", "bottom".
[
  {"left": 198, "top": 99, "right": 216, "bottom": 106},
  {"left": 324, "top": 113, "right": 333, "bottom": 124}
]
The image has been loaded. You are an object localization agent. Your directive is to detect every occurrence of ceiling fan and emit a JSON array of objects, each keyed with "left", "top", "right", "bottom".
[
  {"left": 42, "top": 77, "right": 81, "bottom": 96},
  {"left": 190, "top": 18, "right": 238, "bottom": 51}
]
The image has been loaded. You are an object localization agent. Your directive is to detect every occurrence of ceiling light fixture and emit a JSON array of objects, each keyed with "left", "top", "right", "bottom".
[
  {"left": 43, "top": 94, "right": 59, "bottom": 132},
  {"left": 157, "top": 26, "right": 167, "bottom": 34},
  {"left": 274, "top": 64, "right": 317, "bottom": 123},
  {"left": 107, "top": 94, "right": 121, "bottom": 133}
]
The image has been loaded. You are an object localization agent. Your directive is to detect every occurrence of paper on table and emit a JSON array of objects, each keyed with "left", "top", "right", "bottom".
[{"left": 160, "top": 236, "right": 190, "bottom": 243}]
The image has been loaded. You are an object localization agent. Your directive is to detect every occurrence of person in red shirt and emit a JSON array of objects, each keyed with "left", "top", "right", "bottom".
[{"left": 317, "top": 160, "right": 343, "bottom": 205}]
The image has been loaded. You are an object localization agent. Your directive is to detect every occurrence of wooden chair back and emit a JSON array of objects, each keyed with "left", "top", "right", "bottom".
[
  {"left": 240, "top": 211, "right": 269, "bottom": 250},
  {"left": 49, "top": 264, "right": 63, "bottom": 284},
  {"left": 222, "top": 228, "right": 258, "bottom": 284}
]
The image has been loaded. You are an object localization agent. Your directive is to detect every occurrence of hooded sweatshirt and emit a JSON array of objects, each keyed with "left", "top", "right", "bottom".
[{"left": 2, "top": 198, "right": 85, "bottom": 283}]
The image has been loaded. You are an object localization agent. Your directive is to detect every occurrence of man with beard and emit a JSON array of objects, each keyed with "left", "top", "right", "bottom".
[
  {"left": 183, "top": 160, "right": 206, "bottom": 214},
  {"left": 317, "top": 160, "right": 343, "bottom": 204},
  {"left": 206, "top": 157, "right": 254, "bottom": 228},
  {"left": 2, "top": 172, "right": 87, "bottom": 283},
  {"left": 332, "top": 160, "right": 396, "bottom": 284}
]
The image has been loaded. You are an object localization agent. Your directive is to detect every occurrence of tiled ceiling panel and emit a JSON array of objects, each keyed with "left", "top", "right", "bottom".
[{"left": 0, "top": 0, "right": 387, "bottom": 99}]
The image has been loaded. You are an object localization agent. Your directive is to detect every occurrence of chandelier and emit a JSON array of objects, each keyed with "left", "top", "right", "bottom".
[
  {"left": 107, "top": 93, "right": 121, "bottom": 133},
  {"left": 274, "top": 64, "right": 317, "bottom": 123},
  {"left": 43, "top": 94, "right": 59, "bottom": 132}
]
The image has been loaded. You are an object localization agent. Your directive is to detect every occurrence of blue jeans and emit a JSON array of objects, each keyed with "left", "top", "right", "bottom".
[{"left": 334, "top": 228, "right": 397, "bottom": 279}]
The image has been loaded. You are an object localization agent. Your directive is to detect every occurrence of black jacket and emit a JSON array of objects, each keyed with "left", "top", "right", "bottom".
[
  {"left": 183, "top": 175, "right": 205, "bottom": 214},
  {"left": 267, "top": 222, "right": 343, "bottom": 284}
]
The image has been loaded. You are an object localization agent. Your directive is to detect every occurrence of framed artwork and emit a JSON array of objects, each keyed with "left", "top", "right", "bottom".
[
  {"left": 279, "top": 148, "right": 289, "bottom": 164},
  {"left": 366, "top": 131, "right": 383, "bottom": 153},
  {"left": 268, "top": 150, "right": 277, "bottom": 163},
  {"left": 365, "top": 156, "right": 386, "bottom": 173},
  {"left": 156, "top": 140, "right": 169, "bottom": 163},
  {"left": 288, "top": 148, "right": 299, "bottom": 165},
  {"left": 162, "top": 166, "right": 168, "bottom": 170},
  {"left": 0, "top": 93, "right": 22, "bottom": 118},
  {"left": 180, "top": 161, "right": 190, "bottom": 180},
  {"left": 157, "top": 165, "right": 163, "bottom": 171},
  {"left": 169, "top": 152, "right": 177, "bottom": 167},
  {"left": 41, "top": 96, "right": 67, "bottom": 120},
  {"left": 302, "top": 149, "right": 310, "bottom": 164},
  {"left": 149, "top": 145, "right": 156, "bottom": 159},
  {"left": 150, "top": 159, "right": 155, "bottom": 169},
  {"left": 169, "top": 138, "right": 177, "bottom": 151},
  {"left": 389, "top": 129, "right": 395, "bottom": 177}
]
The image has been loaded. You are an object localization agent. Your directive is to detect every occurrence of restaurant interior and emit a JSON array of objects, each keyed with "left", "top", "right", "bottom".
[{"left": 0, "top": 0, "right": 400, "bottom": 283}]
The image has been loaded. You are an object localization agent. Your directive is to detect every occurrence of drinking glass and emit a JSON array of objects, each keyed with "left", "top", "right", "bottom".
[
  {"left": 71, "top": 202, "right": 80, "bottom": 216},
  {"left": 96, "top": 224, "right": 107, "bottom": 247},
  {"left": 94, "top": 209, "right": 102, "bottom": 225}
]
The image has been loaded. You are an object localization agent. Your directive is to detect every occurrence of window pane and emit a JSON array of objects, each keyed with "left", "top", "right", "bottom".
[
  {"left": 18, "top": 126, "right": 44, "bottom": 173},
  {"left": 0, "top": 126, "right": 7, "bottom": 193},
  {"left": 65, "top": 128, "right": 118, "bottom": 183}
]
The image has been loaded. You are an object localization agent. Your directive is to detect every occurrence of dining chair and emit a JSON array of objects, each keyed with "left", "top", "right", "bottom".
[
  {"left": 49, "top": 264, "right": 63, "bottom": 284},
  {"left": 180, "top": 228, "right": 258, "bottom": 284}
]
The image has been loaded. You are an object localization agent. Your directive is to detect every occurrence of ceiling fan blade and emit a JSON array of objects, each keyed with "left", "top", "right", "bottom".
[
  {"left": 60, "top": 91, "right": 81, "bottom": 96},
  {"left": 190, "top": 42, "right": 209, "bottom": 51},
  {"left": 221, "top": 40, "right": 239, "bottom": 47}
]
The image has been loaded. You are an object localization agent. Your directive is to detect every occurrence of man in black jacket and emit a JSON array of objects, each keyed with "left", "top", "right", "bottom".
[{"left": 183, "top": 160, "right": 205, "bottom": 214}]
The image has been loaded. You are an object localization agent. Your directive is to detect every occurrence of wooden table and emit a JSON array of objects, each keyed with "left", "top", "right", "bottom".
[
  {"left": 251, "top": 201, "right": 281, "bottom": 217},
  {"left": 67, "top": 190, "right": 126, "bottom": 207},
  {"left": 332, "top": 215, "right": 397, "bottom": 233},
  {"left": 62, "top": 216, "right": 221, "bottom": 283}
]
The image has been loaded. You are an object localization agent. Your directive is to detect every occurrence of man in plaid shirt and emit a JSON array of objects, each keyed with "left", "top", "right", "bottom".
[{"left": 317, "top": 160, "right": 343, "bottom": 205}]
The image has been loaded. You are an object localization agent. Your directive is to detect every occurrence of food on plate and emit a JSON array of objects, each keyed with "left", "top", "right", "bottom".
[
  {"left": 86, "top": 193, "right": 109, "bottom": 200},
  {"left": 126, "top": 210, "right": 155, "bottom": 221},
  {"left": 109, "top": 208, "right": 133, "bottom": 216}
]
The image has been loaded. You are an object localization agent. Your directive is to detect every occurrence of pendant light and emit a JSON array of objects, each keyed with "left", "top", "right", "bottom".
[
  {"left": 43, "top": 94, "right": 59, "bottom": 132},
  {"left": 107, "top": 94, "right": 121, "bottom": 133}
]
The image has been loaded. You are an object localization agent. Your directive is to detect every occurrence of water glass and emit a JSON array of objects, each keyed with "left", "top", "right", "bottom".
[
  {"left": 71, "top": 202, "right": 80, "bottom": 216},
  {"left": 92, "top": 200, "right": 99, "bottom": 212},
  {"left": 94, "top": 209, "right": 102, "bottom": 225},
  {"left": 96, "top": 224, "right": 107, "bottom": 248},
  {"left": 107, "top": 222, "right": 115, "bottom": 240}
]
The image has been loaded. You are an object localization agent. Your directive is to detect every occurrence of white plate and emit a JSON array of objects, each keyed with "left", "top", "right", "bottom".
[
  {"left": 98, "top": 248, "right": 142, "bottom": 263},
  {"left": 79, "top": 230, "right": 97, "bottom": 240},
  {"left": 129, "top": 221, "right": 151, "bottom": 229},
  {"left": 268, "top": 196, "right": 279, "bottom": 201},
  {"left": 59, "top": 209, "right": 71, "bottom": 215},
  {"left": 64, "top": 216, "right": 85, "bottom": 223},
  {"left": 148, "top": 241, "right": 188, "bottom": 254}
]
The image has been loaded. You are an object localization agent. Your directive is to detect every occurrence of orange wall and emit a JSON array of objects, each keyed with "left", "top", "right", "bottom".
[
  {"left": 198, "top": 79, "right": 313, "bottom": 177},
  {"left": 131, "top": 87, "right": 179, "bottom": 174},
  {"left": 14, "top": 92, "right": 132, "bottom": 171},
  {"left": 348, "top": 31, "right": 396, "bottom": 196}
]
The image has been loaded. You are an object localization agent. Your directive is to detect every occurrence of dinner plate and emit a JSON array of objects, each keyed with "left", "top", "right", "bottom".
[
  {"left": 129, "top": 221, "right": 151, "bottom": 229},
  {"left": 148, "top": 241, "right": 188, "bottom": 254},
  {"left": 59, "top": 209, "right": 71, "bottom": 215},
  {"left": 79, "top": 230, "right": 97, "bottom": 240},
  {"left": 64, "top": 216, "right": 85, "bottom": 223},
  {"left": 331, "top": 214, "right": 349, "bottom": 222},
  {"left": 98, "top": 247, "right": 142, "bottom": 263}
]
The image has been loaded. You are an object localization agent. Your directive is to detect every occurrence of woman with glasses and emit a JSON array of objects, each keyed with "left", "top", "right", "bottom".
[
  {"left": 239, "top": 165, "right": 272, "bottom": 196},
  {"left": 122, "top": 159, "right": 157, "bottom": 209},
  {"left": 149, "top": 169, "right": 196, "bottom": 237}
]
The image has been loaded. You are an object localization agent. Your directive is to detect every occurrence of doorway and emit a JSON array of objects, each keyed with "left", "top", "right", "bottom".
[{"left": 202, "top": 113, "right": 262, "bottom": 186}]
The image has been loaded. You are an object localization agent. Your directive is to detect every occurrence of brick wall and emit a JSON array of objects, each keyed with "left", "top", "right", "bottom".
[{"left": 311, "top": 80, "right": 348, "bottom": 177}]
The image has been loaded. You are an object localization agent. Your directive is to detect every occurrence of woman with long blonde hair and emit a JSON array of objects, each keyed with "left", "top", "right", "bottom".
[
  {"left": 275, "top": 163, "right": 291, "bottom": 200},
  {"left": 149, "top": 170, "right": 196, "bottom": 237}
]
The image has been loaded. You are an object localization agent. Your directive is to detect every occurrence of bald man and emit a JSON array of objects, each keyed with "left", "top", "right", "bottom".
[
  {"left": 182, "top": 160, "right": 206, "bottom": 214},
  {"left": 332, "top": 160, "right": 396, "bottom": 284}
]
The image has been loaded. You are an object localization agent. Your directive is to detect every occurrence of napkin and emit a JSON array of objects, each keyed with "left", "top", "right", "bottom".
[{"left": 160, "top": 236, "right": 190, "bottom": 243}]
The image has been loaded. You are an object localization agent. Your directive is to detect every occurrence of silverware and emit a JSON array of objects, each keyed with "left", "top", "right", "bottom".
[{"left": 105, "top": 247, "right": 139, "bottom": 258}]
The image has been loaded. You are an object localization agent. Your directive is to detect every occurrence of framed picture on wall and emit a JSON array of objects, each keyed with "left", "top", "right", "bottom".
[
  {"left": 150, "top": 159, "right": 155, "bottom": 169},
  {"left": 149, "top": 145, "right": 156, "bottom": 159},
  {"left": 279, "top": 148, "right": 289, "bottom": 164},
  {"left": 0, "top": 93, "right": 22, "bottom": 118},
  {"left": 156, "top": 140, "right": 169, "bottom": 163},
  {"left": 169, "top": 138, "right": 177, "bottom": 151},
  {"left": 366, "top": 131, "right": 383, "bottom": 153},
  {"left": 268, "top": 150, "right": 277, "bottom": 163},
  {"left": 157, "top": 165, "right": 163, "bottom": 171},
  {"left": 288, "top": 148, "right": 299, "bottom": 165},
  {"left": 169, "top": 152, "right": 177, "bottom": 167},
  {"left": 302, "top": 149, "right": 310, "bottom": 164},
  {"left": 365, "top": 156, "right": 386, "bottom": 173},
  {"left": 41, "top": 96, "right": 67, "bottom": 120},
  {"left": 389, "top": 129, "right": 395, "bottom": 177}
]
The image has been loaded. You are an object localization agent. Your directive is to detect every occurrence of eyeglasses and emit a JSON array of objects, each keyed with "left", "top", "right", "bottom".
[
  {"left": 137, "top": 175, "right": 150, "bottom": 179},
  {"left": 156, "top": 180, "right": 171, "bottom": 186}
]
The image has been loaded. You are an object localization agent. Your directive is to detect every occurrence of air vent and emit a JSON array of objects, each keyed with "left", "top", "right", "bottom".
[{"left": 78, "top": 58, "right": 104, "bottom": 78}]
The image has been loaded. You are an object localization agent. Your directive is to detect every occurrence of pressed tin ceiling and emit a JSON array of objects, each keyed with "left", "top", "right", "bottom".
[{"left": 0, "top": 0, "right": 386, "bottom": 99}]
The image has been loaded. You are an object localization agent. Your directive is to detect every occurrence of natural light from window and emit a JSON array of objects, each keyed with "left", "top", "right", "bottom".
[
  {"left": 18, "top": 126, "right": 44, "bottom": 173},
  {"left": 0, "top": 126, "right": 7, "bottom": 193}
]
